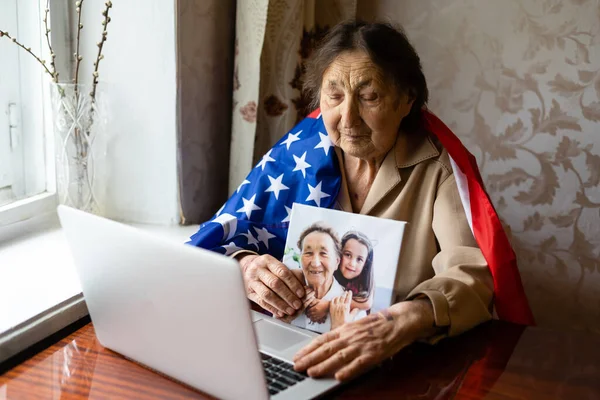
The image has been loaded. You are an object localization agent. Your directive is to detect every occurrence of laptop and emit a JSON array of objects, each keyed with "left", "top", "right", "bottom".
[{"left": 57, "top": 205, "right": 341, "bottom": 400}]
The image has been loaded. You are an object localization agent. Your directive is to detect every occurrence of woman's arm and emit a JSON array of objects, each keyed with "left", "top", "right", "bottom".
[
  {"left": 294, "top": 298, "right": 441, "bottom": 381},
  {"left": 349, "top": 290, "right": 374, "bottom": 310},
  {"left": 406, "top": 174, "right": 493, "bottom": 341}
]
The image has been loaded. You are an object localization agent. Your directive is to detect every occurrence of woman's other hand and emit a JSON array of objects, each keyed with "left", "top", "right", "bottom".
[
  {"left": 306, "top": 299, "right": 330, "bottom": 324},
  {"left": 238, "top": 254, "right": 305, "bottom": 318},
  {"left": 330, "top": 291, "right": 359, "bottom": 330},
  {"left": 293, "top": 299, "right": 439, "bottom": 382}
]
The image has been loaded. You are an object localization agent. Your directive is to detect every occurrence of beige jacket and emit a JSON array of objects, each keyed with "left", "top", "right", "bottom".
[
  {"left": 334, "top": 132, "right": 493, "bottom": 340},
  {"left": 235, "top": 131, "right": 494, "bottom": 340}
]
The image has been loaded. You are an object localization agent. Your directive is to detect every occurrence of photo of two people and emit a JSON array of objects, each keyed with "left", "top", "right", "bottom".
[{"left": 282, "top": 204, "right": 407, "bottom": 333}]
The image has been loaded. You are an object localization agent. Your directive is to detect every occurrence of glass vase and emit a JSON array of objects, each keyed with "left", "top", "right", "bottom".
[{"left": 51, "top": 83, "right": 109, "bottom": 215}]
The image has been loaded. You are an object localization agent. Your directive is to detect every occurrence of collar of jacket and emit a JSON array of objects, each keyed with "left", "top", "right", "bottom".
[{"left": 335, "top": 131, "right": 440, "bottom": 215}]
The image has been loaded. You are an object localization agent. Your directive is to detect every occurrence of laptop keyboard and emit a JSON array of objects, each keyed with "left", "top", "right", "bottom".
[{"left": 260, "top": 353, "right": 308, "bottom": 396}]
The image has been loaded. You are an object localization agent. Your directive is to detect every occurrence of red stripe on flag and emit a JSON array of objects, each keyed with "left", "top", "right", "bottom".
[
  {"left": 423, "top": 110, "right": 535, "bottom": 326},
  {"left": 307, "top": 109, "right": 321, "bottom": 119}
]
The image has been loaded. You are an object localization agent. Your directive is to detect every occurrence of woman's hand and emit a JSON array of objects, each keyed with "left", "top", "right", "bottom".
[
  {"left": 238, "top": 254, "right": 305, "bottom": 318},
  {"left": 293, "top": 299, "right": 440, "bottom": 382},
  {"left": 305, "top": 299, "right": 330, "bottom": 324},
  {"left": 330, "top": 291, "right": 359, "bottom": 330}
]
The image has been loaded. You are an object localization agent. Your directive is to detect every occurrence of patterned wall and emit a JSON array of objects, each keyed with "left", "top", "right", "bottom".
[{"left": 359, "top": 0, "right": 600, "bottom": 333}]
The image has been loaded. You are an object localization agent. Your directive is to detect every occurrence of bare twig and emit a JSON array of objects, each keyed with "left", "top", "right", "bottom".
[
  {"left": 43, "top": 2, "right": 58, "bottom": 82},
  {"left": 74, "top": 0, "right": 85, "bottom": 97},
  {"left": 0, "top": 30, "right": 56, "bottom": 80},
  {"left": 90, "top": 1, "right": 112, "bottom": 101}
]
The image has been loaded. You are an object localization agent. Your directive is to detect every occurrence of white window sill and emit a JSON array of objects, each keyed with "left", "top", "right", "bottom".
[{"left": 0, "top": 211, "right": 198, "bottom": 364}]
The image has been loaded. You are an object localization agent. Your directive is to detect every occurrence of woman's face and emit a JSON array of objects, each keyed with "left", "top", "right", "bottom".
[
  {"left": 300, "top": 232, "right": 340, "bottom": 290},
  {"left": 320, "top": 50, "right": 414, "bottom": 161},
  {"left": 340, "top": 238, "right": 368, "bottom": 280}
]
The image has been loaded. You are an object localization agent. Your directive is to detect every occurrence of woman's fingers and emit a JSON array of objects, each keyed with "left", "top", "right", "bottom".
[
  {"left": 294, "top": 330, "right": 339, "bottom": 362},
  {"left": 266, "top": 258, "right": 305, "bottom": 299},
  {"left": 334, "top": 354, "right": 375, "bottom": 382},
  {"left": 294, "top": 336, "right": 347, "bottom": 372},
  {"left": 248, "top": 280, "right": 291, "bottom": 316},
  {"left": 305, "top": 298, "right": 318, "bottom": 309},
  {"left": 256, "top": 268, "right": 301, "bottom": 314},
  {"left": 307, "top": 345, "right": 361, "bottom": 378},
  {"left": 243, "top": 255, "right": 305, "bottom": 315},
  {"left": 247, "top": 292, "right": 283, "bottom": 318},
  {"left": 342, "top": 290, "right": 352, "bottom": 307},
  {"left": 304, "top": 289, "right": 315, "bottom": 302}
]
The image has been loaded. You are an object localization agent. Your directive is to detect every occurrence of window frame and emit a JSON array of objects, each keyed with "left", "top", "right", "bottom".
[{"left": 0, "top": 1, "right": 71, "bottom": 232}]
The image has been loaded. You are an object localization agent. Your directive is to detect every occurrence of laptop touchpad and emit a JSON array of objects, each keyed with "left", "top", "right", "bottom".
[{"left": 254, "top": 319, "right": 311, "bottom": 352}]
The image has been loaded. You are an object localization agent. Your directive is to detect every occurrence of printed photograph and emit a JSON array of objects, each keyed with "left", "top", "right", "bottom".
[{"left": 281, "top": 204, "right": 406, "bottom": 333}]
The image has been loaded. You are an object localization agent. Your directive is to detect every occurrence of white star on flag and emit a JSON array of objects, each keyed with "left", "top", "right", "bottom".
[
  {"left": 241, "top": 229, "right": 259, "bottom": 250},
  {"left": 222, "top": 241, "right": 243, "bottom": 256},
  {"left": 256, "top": 149, "right": 276, "bottom": 171},
  {"left": 282, "top": 205, "right": 292, "bottom": 223},
  {"left": 237, "top": 194, "right": 262, "bottom": 219},
  {"left": 314, "top": 132, "right": 334, "bottom": 156},
  {"left": 254, "top": 226, "right": 276, "bottom": 249},
  {"left": 265, "top": 174, "right": 290, "bottom": 200},
  {"left": 280, "top": 130, "right": 302, "bottom": 150},
  {"left": 293, "top": 152, "right": 312, "bottom": 178},
  {"left": 237, "top": 179, "right": 251, "bottom": 193},
  {"left": 306, "top": 181, "right": 330, "bottom": 207},
  {"left": 211, "top": 213, "right": 237, "bottom": 241}
]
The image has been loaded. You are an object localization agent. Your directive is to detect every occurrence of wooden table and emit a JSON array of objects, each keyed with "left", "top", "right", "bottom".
[{"left": 1, "top": 318, "right": 599, "bottom": 399}]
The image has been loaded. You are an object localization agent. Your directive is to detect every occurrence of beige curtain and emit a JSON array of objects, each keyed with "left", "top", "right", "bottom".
[
  {"left": 230, "top": 0, "right": 357, "bottom": 192},
  {"left": 230, "top": 0, "right": 600, "bottom": 333},
  {"left": 176, "top": 0, "right": 236, "bottom": 224}
]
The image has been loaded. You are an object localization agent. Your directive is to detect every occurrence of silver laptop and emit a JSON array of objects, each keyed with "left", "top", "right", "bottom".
[{"left": 57, "top": 205, "right": 340, "bottom": 400}]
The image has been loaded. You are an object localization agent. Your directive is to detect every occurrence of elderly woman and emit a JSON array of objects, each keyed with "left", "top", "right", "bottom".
[
  {"left": 190, "top": 20, "right": 531, "bottom": 382},
  {"left": 283, "top": 223, "right": 346, "bottom": 333},
  {"left": 236, "top": 20, "right": 493, "bottom": 381}
]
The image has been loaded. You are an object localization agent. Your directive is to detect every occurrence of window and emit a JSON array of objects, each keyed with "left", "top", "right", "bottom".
[
  {"left": 0, "top": 0, "right": 65, "bottom": 228},
  {"left": 0, "top": 0, "right": 23, "bottom": 208}
]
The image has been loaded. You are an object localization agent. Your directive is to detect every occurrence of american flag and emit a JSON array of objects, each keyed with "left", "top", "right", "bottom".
[
  {"left": 188, "top": 109, "right": 535, "bottom": 327},
  {"left": 187, "top": 109, "right": 340, "bottom": 261}
]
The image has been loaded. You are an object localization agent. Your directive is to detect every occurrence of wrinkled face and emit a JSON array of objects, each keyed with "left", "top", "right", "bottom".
[
  {"left": 300, "top": 232, "right": 340, "bottom": 291},
  {"left": 320, "top": 50, "right": 414, "bottom": 160},
  {"left": 340, "top": 238, "right": 369, "bottom": 280}
]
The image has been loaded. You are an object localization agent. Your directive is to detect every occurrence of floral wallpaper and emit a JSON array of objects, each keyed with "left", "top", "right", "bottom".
[{"left": 232, "top": 0, "right": 600, "bottom": 333}]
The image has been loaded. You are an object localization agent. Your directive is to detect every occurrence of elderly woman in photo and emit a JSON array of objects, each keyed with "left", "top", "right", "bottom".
[
  {"left": 190, "top": 19, "right": 532, "bottom": 382},
  {"left": 282, "top": 223, "right": 347, "bottom": 333}
]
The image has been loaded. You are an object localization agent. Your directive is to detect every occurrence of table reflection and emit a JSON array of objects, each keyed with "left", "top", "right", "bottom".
[{"left": 1, "top": 320, "right": 599, "bottom": 400}]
